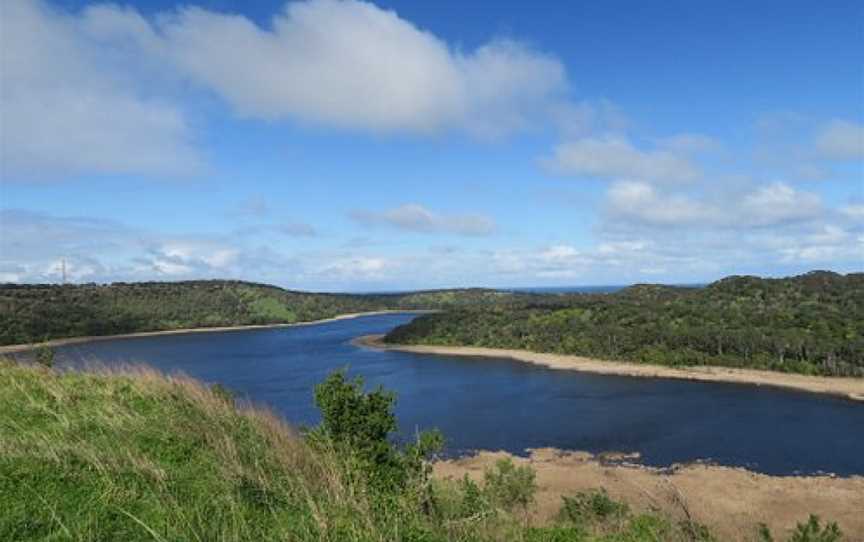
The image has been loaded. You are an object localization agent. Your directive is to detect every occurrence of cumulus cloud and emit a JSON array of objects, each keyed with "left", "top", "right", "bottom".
[
  {"left": 0, "top": 0, "right": 203, "bottom": 178},
  {"left": 169, "top": 1, "right": 563, "bottom": 135},
  {"left": 604, "top": 180, "right": 824, "bottom": 229},
  {"left": 840, "top": 204, "right": 864, "bottom": 221},
  {"left": 777, "top": 225, "right": 864, "bottom": 264},
  {"left": 0, "top": 208, "right": 289, "bottom": 283},
  {"left": 752, "top": 114, "right": 863, "bottom": 180},
  {"left": 317, "top": 256, "right": 391, "bottom": 282},
  {"left": 350, "top": 204, "right": 497, "bottom": 236},
  {"left": 2, "top": 207, "right": 861, "bottom": 289},
  {"left": 815, "top": 119, "right": 864, "bottom": 160},
  {"left": 85, "top": 0, "right": 567, "bottom": 138},
  {"left": 2, "top": 0, "right": 568, "bottom": 179},
  {"left": 738, "top": 182, "right": 824, "bottom": 226},
  {"left": 606, "top": 181, "right": 719, "bottom": 226},
  {"left": 542, "top": 136, "right": 701, "bottom": 183}
]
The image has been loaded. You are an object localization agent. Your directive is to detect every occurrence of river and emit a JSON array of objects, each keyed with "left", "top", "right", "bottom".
[{"left": 52, "top": 312, "right": 864, "bottom": 476}]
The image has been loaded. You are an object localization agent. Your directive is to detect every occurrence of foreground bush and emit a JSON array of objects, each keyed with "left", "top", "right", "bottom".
[{"left": 0, "top": 361, "right": 844, "bottom": 541}]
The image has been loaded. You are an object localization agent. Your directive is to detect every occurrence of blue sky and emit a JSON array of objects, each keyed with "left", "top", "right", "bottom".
[{"left": 1, "top": 0, "right": 862, "bottom": 291}]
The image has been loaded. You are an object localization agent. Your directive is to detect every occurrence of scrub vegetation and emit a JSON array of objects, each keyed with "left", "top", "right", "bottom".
[
  {"left": 0, "top": 280, "right": 525, "bottom": 346},
  {"left": 0, "top": 361, "right": 842, "bottom": 541},
  {"left": 386, "top": 271, "right": 864, "bottom": 377},
  {"left": 3, "top": 271, "right": 862, "bottom": 377}
]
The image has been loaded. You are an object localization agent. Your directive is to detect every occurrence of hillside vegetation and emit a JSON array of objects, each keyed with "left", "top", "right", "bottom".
[
  {"left": 0, "top": 362, "right": 734, "bottom": 541},
  {"left": 4, "top": 271, "right": 862, "bottom": 377},
  {"left": 1, "top": 361, "right": 841, "bottom": 541},
  {"left": 0, "top": 281, "right": 536, "bottom": 346},
  {"left": 385, "top": 272, "right": 864, "bottom": 377}
]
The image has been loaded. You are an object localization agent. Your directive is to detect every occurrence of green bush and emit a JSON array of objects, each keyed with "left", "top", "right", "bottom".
[
  {"left": 758, "top": 515, "right": 844, "bottom": 542},
  {"left": 483, "top": 458, "right": 537, "bottom": 514},
  {"left": 789, "top": 515, "right": 843, "bottom": 542},
  {"left": 310, "top": 368, "right": 442, "bottom": 491},
  {"left": 558, "top": 489, "right": 629, "bottom": 524}
]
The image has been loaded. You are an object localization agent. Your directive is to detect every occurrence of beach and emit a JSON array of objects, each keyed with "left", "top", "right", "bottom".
[
  {"left": 434, "top": 448, "right": 864, "bottom": 541},
  {"left": 356, "top": 334, "right": 864, "bottom": 402}
]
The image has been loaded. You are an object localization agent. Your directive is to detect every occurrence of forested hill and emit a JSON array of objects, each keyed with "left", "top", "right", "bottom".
[
  {"left": 4, "top": 272, "right": 863, "bottom": 377},
  {"left": 385, "top": 271, "right": 864, "bottom": 377},
  {"left": 0, "top": 280, "right": 543, "bottom": 346}
]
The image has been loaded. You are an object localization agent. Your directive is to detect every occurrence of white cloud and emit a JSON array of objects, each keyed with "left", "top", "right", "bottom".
[
  {"left": 840, "top": 204, "right": 864, "bottom": 221},
  {"left": 2, "top": 0, "right": 568, "bottom": 179},
  {"left": 542, "top": 136, "right": 701, "bottom": 183},
  {"left": 319, "top": 256, "right": 389, "bottom": 279},
  {"left": 606, "top": 181, "right": 717, "bottom": 226},
  {"left": 815, "top": 119, "right": 864, "bottom": 160},
  {"left": 351, "top": 204, "right": 497, "bottom": 236},
  {"left": 86, "top": 0, "right": 566, "bottom": 138},
  {"left": 0, "top": 209, "right": 281, "bottom": 282},
  {"left": 604, "top": 180, "right": 824, "bottom": 229},
  {"left": 0, "top": 0, "right": 203, "bottom": 178},
  {"left": 753, "top": 115, "right": 863, "bottom": 180},
  {"left": 778, "top": 225, "right": 864, "bottom": 264},
  {"left": 2, "top": 207, "right": 861, "bottom": 289},
  {"left": 739, "top": 182, "right": 824, "bottom": 226}
]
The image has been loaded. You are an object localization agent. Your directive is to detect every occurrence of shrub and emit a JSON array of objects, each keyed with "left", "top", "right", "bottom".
[
  {"left": 789, "top": 515, "right": 843, "bottom": 542},
  {"left": 558, "top": 489, "right": 629, "bottom": 524},
  {"left": 483, "top": 458, "right": 537, "bottom": 514},
  {"left": 458, "top": 474, "right": 489, "bottom": 518},
  {"left": 310, "top": 368, "right": 442, "bottom": 492}
]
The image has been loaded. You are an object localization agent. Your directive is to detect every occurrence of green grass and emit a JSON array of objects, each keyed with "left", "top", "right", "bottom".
[{"left": 0, "top": 361, "right": 840, "bottom": 541}]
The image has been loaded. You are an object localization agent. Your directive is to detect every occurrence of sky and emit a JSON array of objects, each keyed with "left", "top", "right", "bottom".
[{"left": 1, "top": 0, "right": 862, "bottom": 291}]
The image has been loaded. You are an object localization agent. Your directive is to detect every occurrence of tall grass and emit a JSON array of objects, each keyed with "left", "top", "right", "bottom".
[{"left": 0, "top": 360, "right": 840, "bottom": 541}]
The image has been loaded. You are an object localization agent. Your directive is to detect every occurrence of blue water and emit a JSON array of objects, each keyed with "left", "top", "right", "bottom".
[{"left": 51, "top": 313, "right": 864, "bottom": 476}]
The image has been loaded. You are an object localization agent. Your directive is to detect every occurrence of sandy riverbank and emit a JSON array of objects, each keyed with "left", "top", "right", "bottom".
[
  {"left": 0, "top": 310, "right": 432, "bottom": 355},
  {"left": 355, "top": 335, "right": 864, "bottom": 402},
  {"left": 434, "top": 448, "right": 864, "bottom": 541}
]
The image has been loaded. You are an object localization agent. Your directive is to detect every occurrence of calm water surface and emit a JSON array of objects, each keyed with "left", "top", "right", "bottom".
[{"left": 53, "top": 313, "right": 864, "bottom": 476}]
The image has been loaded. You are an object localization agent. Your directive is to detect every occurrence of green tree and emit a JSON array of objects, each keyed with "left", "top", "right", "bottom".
[{"left": 310, "top": 368, "right": 442, "bottom": 491}]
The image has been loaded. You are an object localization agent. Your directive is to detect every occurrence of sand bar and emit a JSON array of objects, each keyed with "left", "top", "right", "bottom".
[
  {"left": 0, "top": 310, "right": 433, "bottom": 355},
  {"left": 434, "top": 448, "right": 864, "bottom": 541},
  {"left": 356, "top": 335, "right": 864, "bottom": 402}
]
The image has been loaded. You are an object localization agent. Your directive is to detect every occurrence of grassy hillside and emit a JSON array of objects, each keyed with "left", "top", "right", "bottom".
[
  {"left": 385, "top": 271, "right": 864, "bottom": 377},
  {"left": 14, "top": 361, "right": 841, "bottom": 541}
]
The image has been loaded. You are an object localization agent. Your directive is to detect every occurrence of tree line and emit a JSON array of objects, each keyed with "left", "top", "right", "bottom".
[
  {"left": 385, "top": 271, "right": 864, "bottom": 377},
  {"left": 0, "top": 280, "right": 538, "bottom": 345}
]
